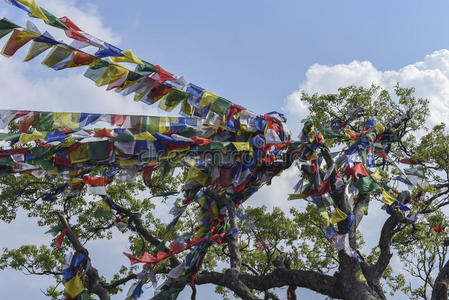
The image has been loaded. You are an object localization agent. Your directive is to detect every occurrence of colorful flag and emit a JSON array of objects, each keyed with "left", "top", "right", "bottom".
[
  {"left": 382, "top": 189, "right": 396, "bottom": 206},
  {"left": 16, "top": 0, "right": 49, "bottom": 22},
  {"left": 1, "top": 29, "right": 40, "bottom": 57},
  {"left": 330, "top": 207, "right": 347, "bottom": 224},
  {"left": 111, "top": 49, "right": 143, "bottom": 65},
  {"left": 64, "top": 273, "right": 84, "bottom": 298},
  {"left": 0, "top": 18, "right": 20, "bottom": 39}
]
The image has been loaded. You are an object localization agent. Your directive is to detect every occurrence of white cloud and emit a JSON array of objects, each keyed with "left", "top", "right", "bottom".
[
  {"left": 0, "top": 0, "right": 169, "bottom": 116},
  {"left": 43, "top": 0, "right": 120, "bottom": 44},
  {"left": 284, "top": 49, "right": 449, "bottom": 130}
]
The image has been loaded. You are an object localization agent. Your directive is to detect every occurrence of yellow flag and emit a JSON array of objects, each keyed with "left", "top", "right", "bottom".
[
  {"left": 382, "top": 189, "right": 397, "bottom": 206},
  {"left": 375, "top": 122, "right": 386, "bottom": 134},
  {"left": 119, "top": 76, "right": 143, "bottom": 91},
  {"left": 370, "top": 169, "right": 382, "bottom": 181},
  {"left": 287, "top": 194, "right": 306, "bottom": 200},
  {"left": 17, "top": 30, "right": 40, "bottom": 40},
  {"left": 354, "top": 268, "right": 367, "bottom": 282},
  {"left": 64, "top": 273, "right": 84, "bottom": 298},
  {"left": 199, "top": 91, "right": 219, "bottom": 108},
  {"left": 42, "top": 45, "right": 74, "bottom": 67},
  {"left": 19, "top": 130, "right": 44, "bottom": 144},
  {"left": 111, "top": 49, "right": 143, "bottom": 65},
  {"left": 306, "top": 126, "right": 316, "bottom": 143},
  {"left": 134, "top": 131, "right": 156, "bottom": 141},
  {"left": 96, "top": 64, "right": 128, "bottom": 87},
  {"left": 97, "top": 199, "right": 111, "bottom": 211},
  {"left": 119, "top": 159, "right": 138, "bottom": 167},
  {"left": 71, "top": 178, "right": 83, "bottom": 184},
  {"left": 187, "top": 167, "right": 208, "bottom": 186},
  {"left": 69, "top": 143, "right": 89, "bottom": 163},
  {"left": 232, "top": 142, "right": 250, "bottom": 151},
  {"left": 330, "top": 207, "right": 348, "bottom": 224},
  {"left": 17, "top": 0, "right": 49, "bottom": 22},
  {"left": 320, "top": 211, "right": 330, "bottom": 227},
  {"left": 53, "top": 112, "right": 81, "bottom": 128},
  {"left": 24, "top": 41, "right": 51, "bottom": 62}
]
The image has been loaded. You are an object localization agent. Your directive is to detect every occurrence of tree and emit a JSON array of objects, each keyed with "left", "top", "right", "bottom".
[{"left": 1, "top": 84, "right": 449, "bottom": 300}]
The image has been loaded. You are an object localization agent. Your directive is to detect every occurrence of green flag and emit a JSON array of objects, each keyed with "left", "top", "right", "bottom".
[
  {"left": 84, "top": 60, "right": 110, "bottom": 83},
  {"left": 209, "top": 97, "right": 231, "bottom": 116},
  {"left": 41, "top": 8, "right": 69, "bottom": 30},
  {"left": 135, "top": 60, "right": 157, "bottom": 75},
  {"left": 158, "top": 89, "right": 188, "bottom": 112},
  {"left": 111, "top": 129, "right": 135, "bottom": 142},
  {"left": 354, "top": 176, "right": 381, "bottom": 195},
  {"left": 0, "top": 18, "right": 19, "bottom": 39},
  {"left": 88, "top": 141, "right": 108, "bottom": 161}
]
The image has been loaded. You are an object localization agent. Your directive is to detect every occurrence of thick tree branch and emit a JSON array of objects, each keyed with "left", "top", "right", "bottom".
[
  {"left": 224, "top": 195, "right": 242, "bottom": 271},
  {"left": 57, "top": 213, "right": 110, "bottom": 300},
  {"left": 103, "top": 274, "right": 137, "bottom": 291},
  {"left": 196, "top": 269, "right": 342, "bottom": 299},
  {"left": 372, "top": 215, "right": 399, "bottom": 278},
  {"left": 432, "top": 259, "right": 449, "bottom": 300}
]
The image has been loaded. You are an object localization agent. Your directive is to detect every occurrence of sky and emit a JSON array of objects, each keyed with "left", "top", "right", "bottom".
[{"left": 0, "top": 0, "right": 449, "bottom": 299}]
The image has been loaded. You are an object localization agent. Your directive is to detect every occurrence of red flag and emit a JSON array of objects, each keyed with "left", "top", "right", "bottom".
[
  {"left": 18, "top": 114, "right": 37, "bottom": 133},
  {"left": 94, "top": 128, "right": 113, "bottom": 138},
  {"left": 226, "top": 104, "right": 245, "bottom": 121},
  {"left": 316, "top": 179, "right": 331, "bottom": 195},
  {"left": 375, "top": 151, "right": 388, "bottom": 158},
  {"left": 151, "top": 65, "right": 175, "bottom": 83},
  {"left": 59, "top": 16, "right": 89, "bottom": 42},
  {"left": 71, "top": 51, "right": 97, "bottom": 66},
  {"left": 232, "top": 181, "right": 247, "bottom": 193},
  {"left": 191, "top": 136, "right": 212, "bottom": 145},
  {"left": 83, "top": 175, "right": 107, "bottom": 186},
  {"left": 54, "top": 227, "right": 68, "bottom": 248},
  {"left": 147, "top": 83, "right": 172, "bottom": 100},
  {"left": 345, "top": 129, "right": 362, "bottom": 140},
  {"left": 143, "top": 163, "right": 158, "bottom": 180},
  {"left": 170, "top": 242, "right": 187, "bottom": 254},
  {"left": 432, "top": 226, "right": 446, "bottom": 234},
  {"left": 345, "top": 162, "right": 369, "bottom": 177},
  {"left": 287, "top": 286, "right": 297, "bottom": 300},
  {"left": 219, "top": 168, "right": 233, "bottom": 187},
  {"left": 1, "top": 30, "right": 35, "bottom": 57},
  {"left": 399, "top": 158, "right": 418, "bottom": 165}
]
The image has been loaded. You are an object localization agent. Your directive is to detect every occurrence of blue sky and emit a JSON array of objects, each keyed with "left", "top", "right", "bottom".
[{"left": 1, "top": 0, "right": 449, "bottom": 299}]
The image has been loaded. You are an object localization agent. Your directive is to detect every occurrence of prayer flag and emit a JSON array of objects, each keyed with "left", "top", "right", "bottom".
[
  {"left": 1, "top": 29, "right": 39, "bottom": 57},
  {"left": 330, "top": 207, "right": 347, "bottom": 224},
  {"left": 64, "top": 273, "right": 84, "bottom": 298},
  {"left": 382, "top": 189, "right": 396, "bottom": 206},
  {"left": 16, "top": 0, "right": 49, "bottom": 22},
  {"left": 111, "top": 49, "right": 143, "bottom": 65},
  {"left": 0, "top": 18, "right": 19, "bottom": 39}
]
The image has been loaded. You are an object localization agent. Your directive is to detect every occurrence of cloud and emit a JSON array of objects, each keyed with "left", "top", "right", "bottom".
[
  {"left": 284, "top": 49, "right": 449, "bottom": 129},
  {"left": 0, "top": 0, "right": 168, "bottom": 117}
]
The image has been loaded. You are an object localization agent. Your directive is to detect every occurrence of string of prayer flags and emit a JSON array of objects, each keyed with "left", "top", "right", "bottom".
[{"left": 0, "top": 16, "right": 291, "bottom": 137}]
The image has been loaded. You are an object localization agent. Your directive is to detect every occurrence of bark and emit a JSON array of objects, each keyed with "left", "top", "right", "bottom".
[
  {"left": 58, "top": 213, "right": 110, "bottom": 300},
  {"left": 432, "top": 259, "right": 449, "bottom": 300},
  {"left": 224, "top": 195, "right": 242, "bottom": 270},
  {"left": 196, "top": 269, "right": 342, "bottom": 299}
]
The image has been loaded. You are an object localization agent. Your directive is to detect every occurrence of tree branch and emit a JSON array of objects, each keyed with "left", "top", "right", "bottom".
[
  {"left": 57, "top": 213, "right": 110, "bottom": 300},
  {"left": 432, "top": 259, "right": 449, "bottom": 300},
  {"left": 196, "top": 269, "right": 342, "bottom": 299},
  {"left": 113, "top": 202, "right": 181, "bottom": 268}
]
